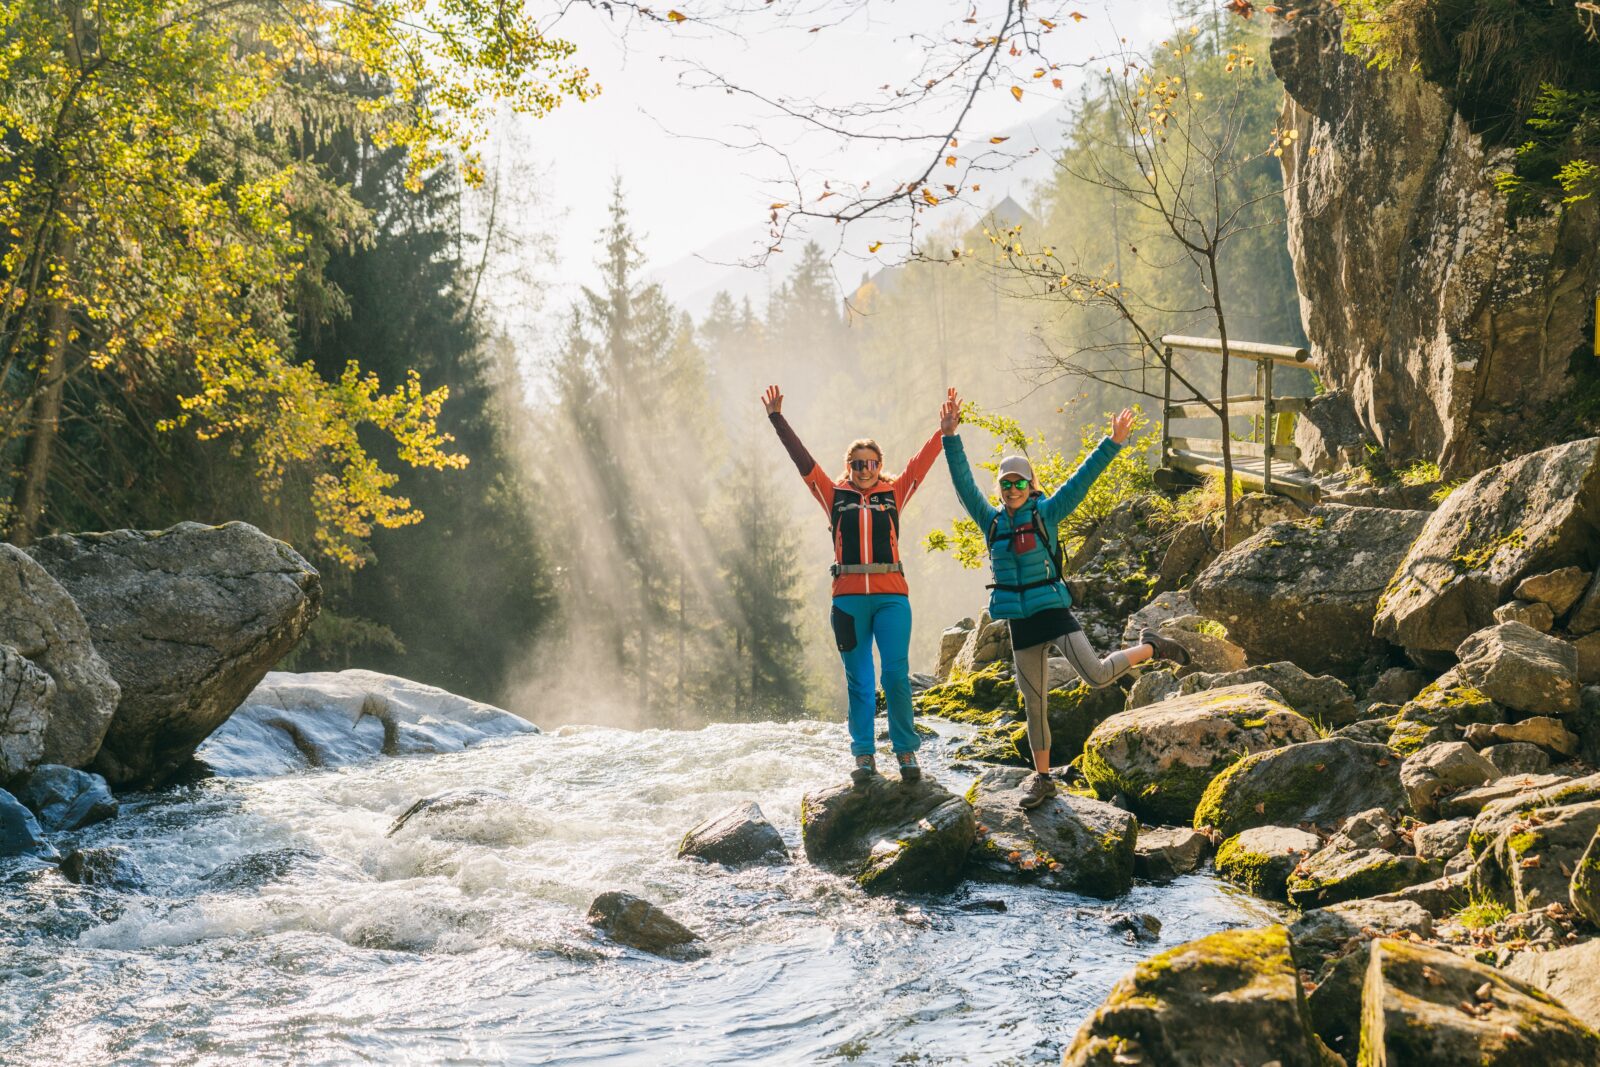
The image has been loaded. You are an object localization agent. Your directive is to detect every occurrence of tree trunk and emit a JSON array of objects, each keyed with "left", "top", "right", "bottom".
[
  {"left": 10, "top": 269, "right": 72, "bottom": 546},
  {"left": 1207, "top": 251, "right": 1235, "bottom": 548}
]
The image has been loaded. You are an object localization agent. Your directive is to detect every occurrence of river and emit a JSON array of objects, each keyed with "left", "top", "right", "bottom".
[{"left": 0, "top": 719, "right": 1276, "bottom": 1065}]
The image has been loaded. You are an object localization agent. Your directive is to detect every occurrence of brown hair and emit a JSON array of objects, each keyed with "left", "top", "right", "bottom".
[{"left": 840, "top": 438, "right": 889, "bottom": 483}]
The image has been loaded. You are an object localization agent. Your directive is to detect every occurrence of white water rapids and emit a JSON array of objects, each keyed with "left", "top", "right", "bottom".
[{"left": 0, "top": 719, "right": 1276, "bottom": 1065}]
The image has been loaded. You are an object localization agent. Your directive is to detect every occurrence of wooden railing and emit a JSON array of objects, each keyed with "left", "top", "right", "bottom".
[{"left": 1159, "top": 335, "right": 1319, "bottom": 502}]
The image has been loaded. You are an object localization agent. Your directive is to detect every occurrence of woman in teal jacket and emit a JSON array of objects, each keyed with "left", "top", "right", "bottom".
[{"left": 939, "top": 390, "right": 1189, "bottom": 809}]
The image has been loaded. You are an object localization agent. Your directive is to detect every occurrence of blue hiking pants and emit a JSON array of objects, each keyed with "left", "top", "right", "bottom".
[{"left": 830, "top": 594, "right": 919, "bottom": 757}]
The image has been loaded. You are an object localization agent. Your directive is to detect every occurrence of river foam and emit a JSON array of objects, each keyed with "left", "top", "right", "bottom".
[{"left": 0, "top": 719, "right": 1275, "bottom": 1065}]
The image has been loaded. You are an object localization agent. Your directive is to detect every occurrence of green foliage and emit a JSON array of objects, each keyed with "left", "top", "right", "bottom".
[
  {"left": 1454, "top": 894, "right": 1510, "bottom": 930},
  {"left": 925, "top": 404, "right": 1158, "bottom": 569},
  {"left": 1341, "top": 0, "right": 1600, "bottom": 212},
  {"left": 0, "top": 0, "right": 591, "bottom": 559}
]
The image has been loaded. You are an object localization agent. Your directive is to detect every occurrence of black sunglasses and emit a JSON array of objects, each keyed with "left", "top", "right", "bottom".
[{"left": 850, "top": 459, "right": 881, "bottom": 472}]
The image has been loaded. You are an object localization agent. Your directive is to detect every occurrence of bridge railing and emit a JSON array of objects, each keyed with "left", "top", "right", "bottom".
[{"left": 1158, "top": 334, "right": 1319, "bottom": 502}]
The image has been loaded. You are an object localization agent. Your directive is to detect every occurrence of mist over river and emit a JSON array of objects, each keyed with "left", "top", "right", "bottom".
[{"left": 0, "top": 721, "right": 1275, "bottom": 1065}]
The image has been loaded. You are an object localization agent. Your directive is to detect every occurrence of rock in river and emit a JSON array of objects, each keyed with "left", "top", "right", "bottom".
[
  {"left": 587, "top": 891, "right": 705, "bottom": 959},
  {"left": 800, "top": 777, "right": 974, "bottom": 896},
  {"left": 678, "top": 802, "right": 788, "bottom": 867},
  {"left": 1214, "top": 826, "right": 1321, "bottom": 902},
  {"left": 11, "top": 764, "right": 117, "bottom": 832},
  {"left": 965, "top": 767, "right": 1136, "bottom": 898},
  {"left": 28, "top": 522, "right": 320, "bottom": 788},
  {"left": 0, "top": 645, "right": 53, "bottom": 781},
  {"left": 0, "top": 788, "right": 57, "bottom": 861}
]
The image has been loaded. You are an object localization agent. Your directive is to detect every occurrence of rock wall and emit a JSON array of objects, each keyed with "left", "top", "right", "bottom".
[{"left": 1272, "top": 4, "right": 1599, "bottom": 474}]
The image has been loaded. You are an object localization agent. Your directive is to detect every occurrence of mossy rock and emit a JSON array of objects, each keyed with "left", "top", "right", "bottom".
[
  {"left": 1080, "top": 683, "right": 1319, "bottom": 825},
  {"left": 966, "top": 766, "right": 1137, "bottom": 898},
  {"left": 1395, "top": 681, "right": 1503, "bottom": 728},
  {"left": 1469, "top": 798, "right": 1600, "bottom": 914},
  {"left": 1360, "top": 937, "right": 1600, "bottom": 1064},
  {"left": 1062, "top": 924, "right": 1339, "bottom": 1066},
  {"left": 1285, "top": 846, "right": 1440, "bottom": 910},
  {"left": 1192, "top": 737, "right": 1408, "bottom": 838},
  {"left": 950, "top": 721, "right": 1030, "bottom": 766},
  {"left": 911, "top": 662, "right": 1018, "bottom": 726},
  {"left": 1386, "top": 718, "right": 1454, "bottom": 756},
  {"left": 1214, "top": 826, "right": 1321, "bottom": 902}
]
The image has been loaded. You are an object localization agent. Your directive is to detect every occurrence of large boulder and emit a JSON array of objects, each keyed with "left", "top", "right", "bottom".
[
  {"left": 1176, "top": 662, "right": 1359, "bottom": 728},
  {"left": 196, "top": 669, "right": 537, "bottom": 777},
  {"left": 1193, "top": 737, "right": 1407, "bottom": 838},
  {"left": 1359, "top": 938, "right": 1600, "bottom": 1064},
  {"left": 1081, "top": 683, "right": 1318, "bottom": 825},
  {"left": 1470, "top": 798, "right": 1600, "bottom": 914},
  {"left": 1454, "top": 622, "right": 1581, "bottom": 715},
  {"left": 1286, "top": 844, "right": 1440, "bottom": 911},
  {"left": 0, "top": 544, "right": 119, "bottom": 768},
  {"left": 1399, "top": 741, "right": 1499, "bottom": 818},
  {"left": 1292, "top": 900, "right": 1435, "bottom": 1061},
  {"left": 677, "top": 802, "right": 787, "bottom": 867},
  {"left": 0, "top": 645, "right": 53, "bottom": 781},
  {"left": 911, "top": 662, "right": 1017, "bottom": 726},
  {"left": 966, "top": 767, "right": 1136, "bottom": 898},
  {"left": 28, "top": 522, "right": 321, "bottom": 788},
  {"left": 1273, "top": 4, "right": 1600, "bottom": 474},
  {"left": 11, "top": 765, "right": 116, "bottom": 832},
  {"left": 1214, "top": 825, "right": 1322, "bottom": 901},
  {"left": 799, "top": 777, "right": 974, "bottom": 895},
  {"left": 953, "top": 681, "right": 1126, "bottom": 769},
  {"left": 935, "top": 618, "right": 974, "bottom": 682},
  {"left": 1373, "top": 439, "right": 1600, "bottom": 656},
  {"left": 950, "top": 612, "right": 1011, "bottom": 676},
  {"left": 586, "top": 891, "right": 704, "bottom": 959},
  {"left": 1515, "top": 567, "right": 1592, "bottom": 617},
  {"left": 1190, "top": 505, "right": 1429, "bottom": 676},
  {"left": 1503, "top": 940, "right": 1600, "bottom": 1032},
  {"left": 1062, "top": 925, "right": 1336, "bottom": 1067}
]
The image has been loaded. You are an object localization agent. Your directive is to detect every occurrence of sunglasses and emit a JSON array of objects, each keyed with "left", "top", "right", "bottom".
[
  {"left": 850, "top": 459, "right": 881, "bottom": 472},
  {"left": 999, "top": 478, "right": 1031, "bottom": 491}
]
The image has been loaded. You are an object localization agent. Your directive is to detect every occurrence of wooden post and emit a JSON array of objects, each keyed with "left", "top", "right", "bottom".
[
  {"left": 1161, "top": 345, "right": 1173, "bottom": 471},
  {"left": 1262, "top": 357, "right": 1275, "bottom": 496}
]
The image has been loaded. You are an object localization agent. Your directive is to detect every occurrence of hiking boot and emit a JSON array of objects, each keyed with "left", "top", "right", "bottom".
[
  {"left": 1019, "top": 772, "right": 1057, "bottom": 810},
  {"left": 851, "top": 754, "right": 879, "bottom": 786},
  {"left": 1141, "top": 628, "right": 1191, "bottom": 666},
  {"left": 895, "top": 751, "right": 922, "bottom": 784}
]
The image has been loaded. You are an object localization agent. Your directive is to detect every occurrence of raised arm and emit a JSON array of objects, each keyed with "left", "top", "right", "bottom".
[
  {"left": 763, "top": 385, "right": 834, "bottom": 513},
  {"left": 892, "top": 427, "right": 945, "bottom": 509},
  {"left": 940, "top": 436, "right": 999, "bottom": 529},
  {"left": 1039, "top": 408, "right": 1132, "bottom": 527}
]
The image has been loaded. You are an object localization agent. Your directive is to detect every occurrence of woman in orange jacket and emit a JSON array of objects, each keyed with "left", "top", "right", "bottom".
[{"left": 762, "top": 385, "right": 945, "bottom": 785}]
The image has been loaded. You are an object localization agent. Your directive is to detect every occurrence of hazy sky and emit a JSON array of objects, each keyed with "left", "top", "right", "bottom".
[{"left": 493, "top": 1, "right": 1189, "bottom": 324}]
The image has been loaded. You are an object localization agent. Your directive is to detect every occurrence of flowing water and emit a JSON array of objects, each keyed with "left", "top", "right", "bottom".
[{"left": 0, "top": 720, "right": 1276, "bottom": 1066}]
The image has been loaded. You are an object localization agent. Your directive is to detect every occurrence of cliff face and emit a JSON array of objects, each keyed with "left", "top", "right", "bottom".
[{"left": 1272, "top": 6, "right": 1599, "bottom": 474}]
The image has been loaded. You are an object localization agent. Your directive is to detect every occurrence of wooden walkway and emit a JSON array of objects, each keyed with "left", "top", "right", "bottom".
[{"left": 1157, "top": 335, "right": 1321, "bottom": 503}]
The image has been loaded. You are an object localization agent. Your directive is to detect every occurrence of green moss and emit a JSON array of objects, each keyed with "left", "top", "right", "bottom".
[
  {"left": 912, "top": 662, "right": 1018, "bottom": 726},
  {"left": 1451, "top": 526, "right": 1527, "bottom": 574},
  {"left": 1214, "top": 837, "right": 1284, "bottom": 898},
  {"left": 1193, "top": 747, "right": 1335, "bottom": 837},
  {"left": 1454, "top": 897, "right": 1511, "bottom": 930},
  {"left": 1506, "top": 830, "right": 1542, "bottom": 855},
  {"left": 1388, "top": 719, "right": 1444, "bottom": 756}
]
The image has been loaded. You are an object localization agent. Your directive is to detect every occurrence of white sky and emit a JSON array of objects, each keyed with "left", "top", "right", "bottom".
[{"left": 491, "top": 1, "right": 1192, "bottom": 328}]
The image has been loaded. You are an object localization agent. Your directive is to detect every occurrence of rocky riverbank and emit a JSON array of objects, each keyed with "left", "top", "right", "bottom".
[{"left": 907, "top": 434, "right": 1600, "bottom": 1063}]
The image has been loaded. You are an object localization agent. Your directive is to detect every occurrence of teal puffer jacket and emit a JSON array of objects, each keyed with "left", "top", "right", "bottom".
[{"left": 941, "top": 432, "right": 1122, "bottom": 620}]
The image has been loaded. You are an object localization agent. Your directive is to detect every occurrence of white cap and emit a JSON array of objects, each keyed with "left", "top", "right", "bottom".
[{"left": 998, "top": 455, "right": 1035, "bottom": 485}]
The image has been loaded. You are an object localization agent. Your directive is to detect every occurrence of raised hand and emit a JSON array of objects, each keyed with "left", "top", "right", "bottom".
[
  {"left": 1110, "top": 407, "right": 1136, "bottom": 444},
  {"left": 762, "top": 385, "right": 783, "bottom": 415},
  {"left": 940, "top": 387, "right": 963, "bottom": 435}
]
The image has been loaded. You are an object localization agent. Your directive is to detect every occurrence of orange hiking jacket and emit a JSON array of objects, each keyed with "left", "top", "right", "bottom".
[{"left": 769, "top": 413, "right": 944, "bottom": 597}]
